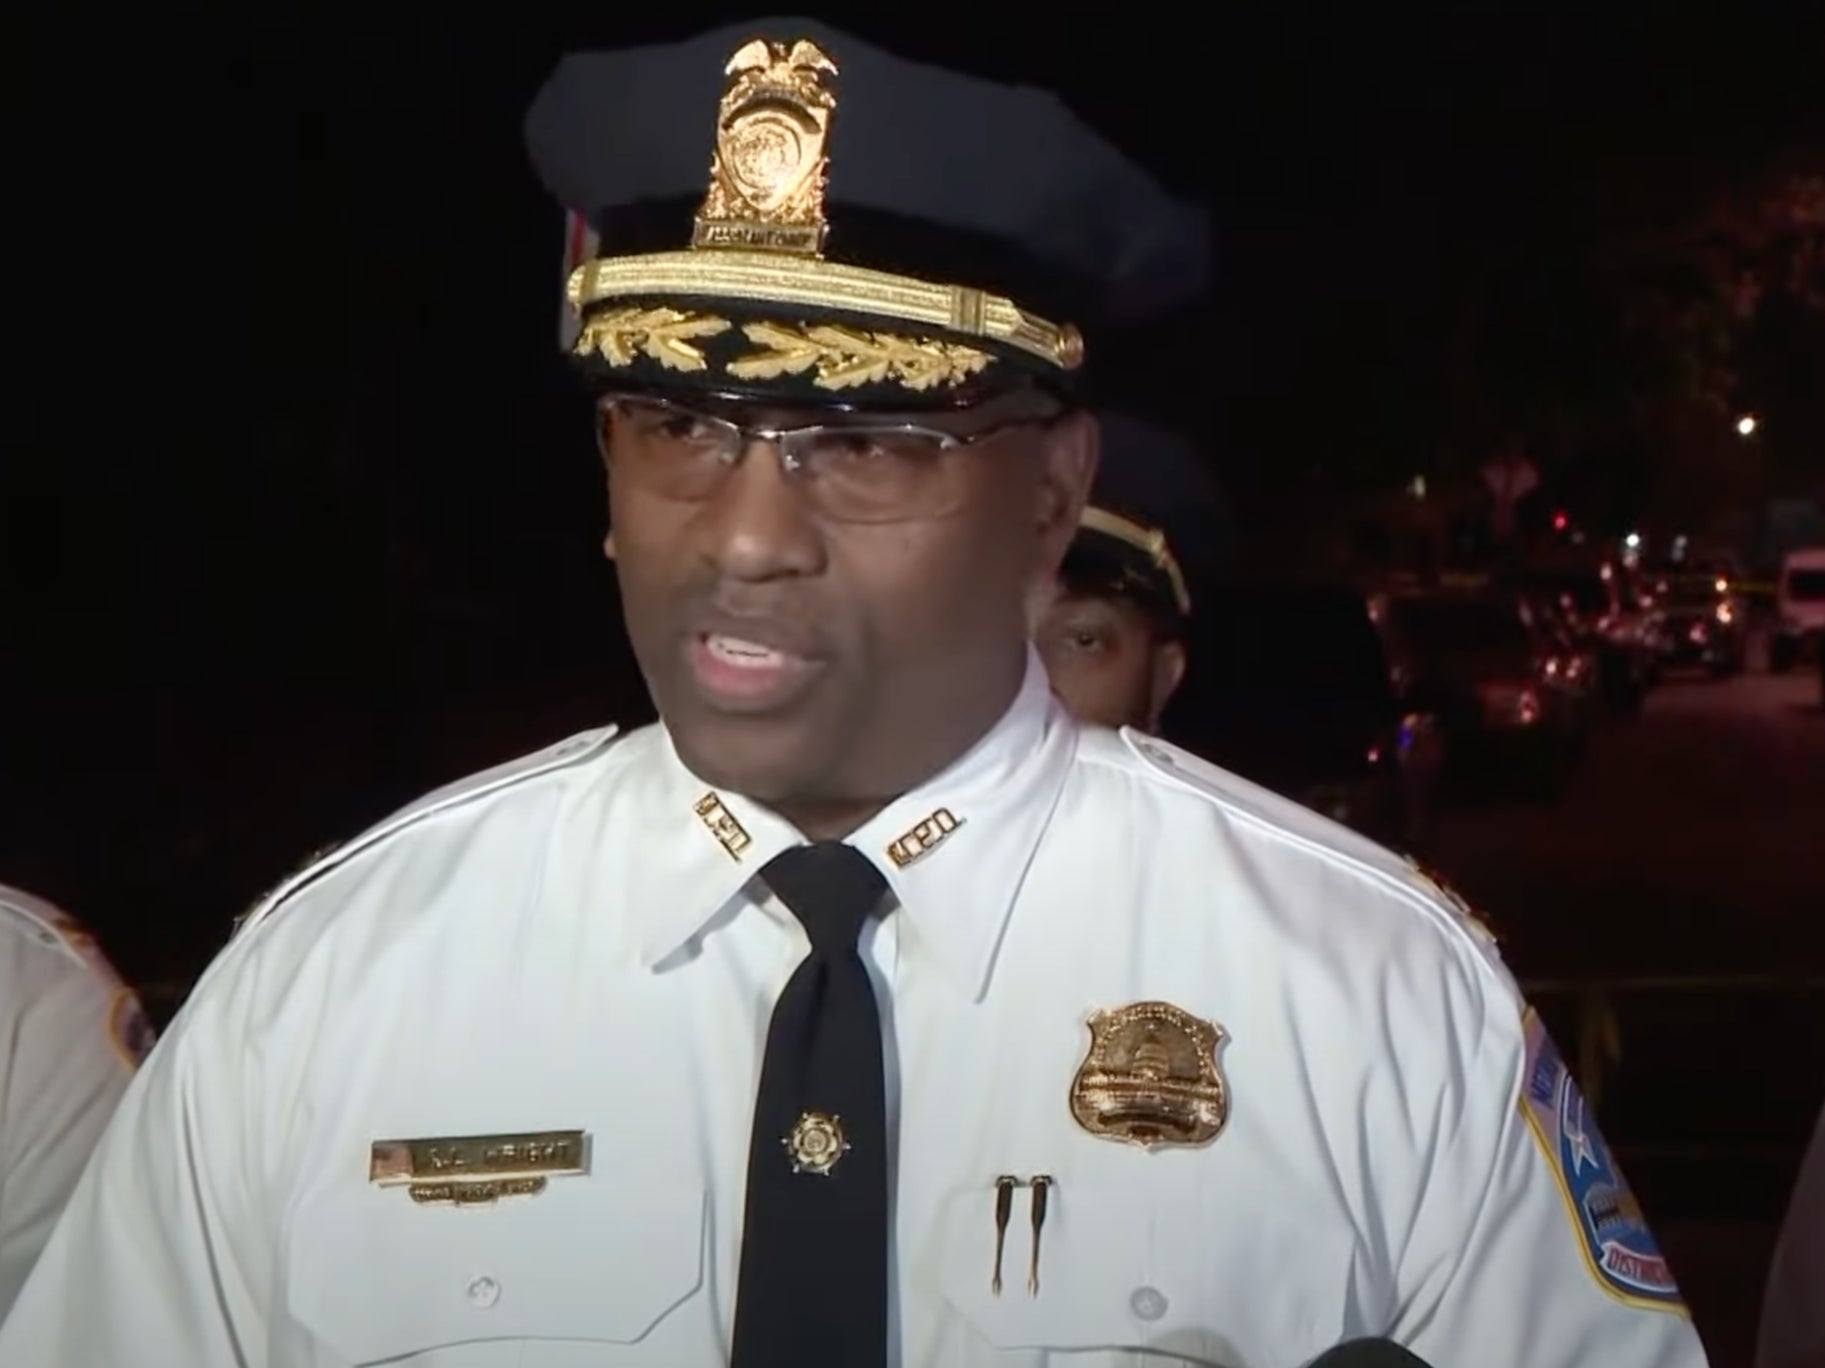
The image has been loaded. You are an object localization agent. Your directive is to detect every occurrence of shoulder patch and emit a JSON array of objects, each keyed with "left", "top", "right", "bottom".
[
  {"left": 108, "top": 986, "right": 157, "bottom": 1068},
  {"left": 1518, "top": 1009, "right": 1684, "bottom": 1311},
  {"left": 232, "top": 724, "right": 623, "bottom": 941}
]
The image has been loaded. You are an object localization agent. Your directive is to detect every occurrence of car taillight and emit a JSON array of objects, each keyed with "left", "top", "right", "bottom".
[{"left": 1477, "top": 682, "right": 1540, "bottom": 725}]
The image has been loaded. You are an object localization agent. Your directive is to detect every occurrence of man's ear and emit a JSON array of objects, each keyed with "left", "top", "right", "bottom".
[
  {"left": 1147, "top": 639, "right": 1188, "bottom": 732},
  {"left": 604, "top": 529, "right": 617, "bottom": 561},
  {"left": 1035, "top": 409, "right": 1099, "bottom": 575}
]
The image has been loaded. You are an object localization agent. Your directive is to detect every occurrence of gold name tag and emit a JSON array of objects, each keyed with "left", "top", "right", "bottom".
[
  {"left": 408, "top": 1177, "right": 550, "bottom": 1205},
  {"left": 369, "top": 1130, "right": 590, "bottom": 1201}
]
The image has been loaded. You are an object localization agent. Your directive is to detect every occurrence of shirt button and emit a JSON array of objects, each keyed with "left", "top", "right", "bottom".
[
  {"left": 466, "top": 1275, "right": 501, "bottom": 1309},
  {"left": 1129, "top": 1285, "right": 1169, "bottom": 1322}
]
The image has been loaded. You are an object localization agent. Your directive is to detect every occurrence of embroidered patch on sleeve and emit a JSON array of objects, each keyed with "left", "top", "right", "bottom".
[
  {"left": 108, "top": 987, "right": 157, "bottom": 1069},
  {"left": 1518, "top": 1009, "right": 1682, "bottom": 1309}
]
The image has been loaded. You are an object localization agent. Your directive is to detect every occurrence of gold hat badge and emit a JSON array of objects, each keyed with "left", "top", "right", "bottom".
[
  {"left": 693, "top": 39, "right": 837, "bottom": 256},
  {"left": 566, "top": 34, "right": 1083, "bottom": 391},
  {"left": 1069, "top": 1000, "right": 1228, "bottom": 1149}
]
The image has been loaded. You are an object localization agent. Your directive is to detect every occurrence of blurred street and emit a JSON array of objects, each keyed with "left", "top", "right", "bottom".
[
  {"left": 1426, "top": 661, "right": 1825, "bottom": 1367},
  {"left": 1429, "top": 667, "right": 1825, "bottom": 979}
]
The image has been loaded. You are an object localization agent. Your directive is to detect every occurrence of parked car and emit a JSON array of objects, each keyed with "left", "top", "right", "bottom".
[
  {"left": 1645, "top": 571, "right": 1748, "bottom": 676},
  {"left": 1375, "top": 587, "right": 1581, "bottom": 800},
  {"left": 1770, "top": 547, "right": 1825, "bottom": 673},
  {"left": 1513, "top": 563, "right": 1657, "bottom": 714},
  {"left": 1517, "top": 593, "right": 1602, "bottom": 747}
]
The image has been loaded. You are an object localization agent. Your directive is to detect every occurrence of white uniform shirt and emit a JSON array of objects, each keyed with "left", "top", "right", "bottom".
[
  {"left": 0, "top": 882, "right": 148, "bottom": 1319},
  {"left": 0, "top": 656, "right": 1706, "bottom": 1366}
]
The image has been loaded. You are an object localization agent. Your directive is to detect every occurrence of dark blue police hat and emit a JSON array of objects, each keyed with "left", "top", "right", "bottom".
[
  {"left": 1066, "top": 410, "right": 1231, "bottom": 621},
  {"left": 526, "top": 19, "right": 1207, "bottom": 410}
]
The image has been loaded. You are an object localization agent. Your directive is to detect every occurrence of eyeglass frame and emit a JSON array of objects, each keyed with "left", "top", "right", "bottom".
[
  {"left": 592, "top": 388, "right": 1068, "bottom": 522},
  {"left": 594, "top": 389, "right": 1064, "bottom": 466}
]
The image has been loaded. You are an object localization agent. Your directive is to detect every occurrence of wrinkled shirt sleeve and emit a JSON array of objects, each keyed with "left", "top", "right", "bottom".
[
  {"left": 0, "top": 948, "right": 138, "bottom": 1317},
  {"left": 0, "top": 963, "right": 270, "bottom": 1366},
  {"left": 1393, "top": 1003, "right": 1709, "bottom": 1367}
]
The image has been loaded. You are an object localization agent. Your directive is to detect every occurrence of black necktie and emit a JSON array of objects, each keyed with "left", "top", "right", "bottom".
[{"left": 730, "top": 842, "right": 892, "bottom": 1368}]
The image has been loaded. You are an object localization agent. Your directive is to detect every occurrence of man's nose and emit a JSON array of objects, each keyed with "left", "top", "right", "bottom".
[{"left": 692, "top": 440, "right": 827, "bottom": 582}]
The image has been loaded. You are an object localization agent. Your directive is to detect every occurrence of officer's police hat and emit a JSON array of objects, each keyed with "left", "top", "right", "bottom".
[
  {"left": 1064, "top": 411, "right": 1230, "bottom": 622},
  {"left": 525, "top": 19, "right": 1206, "bottom": 410}
]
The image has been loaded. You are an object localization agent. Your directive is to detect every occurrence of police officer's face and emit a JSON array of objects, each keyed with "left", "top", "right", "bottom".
[
  {"left": 1036, "top": 590, "right": 1186, "bottom": 733},
  {"left": 601, "top": 392, "right": 1095, "bottom": 827}
]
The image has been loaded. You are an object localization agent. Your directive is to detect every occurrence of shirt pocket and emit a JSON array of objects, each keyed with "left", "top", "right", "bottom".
[
  {"left": 934, "top": 1183, "right": 1354, "bottom": 1368},
  {"left": 286, "top": 1179, "right": 705, "bottom": 1366}
]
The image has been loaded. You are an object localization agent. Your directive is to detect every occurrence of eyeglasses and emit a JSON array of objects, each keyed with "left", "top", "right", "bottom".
[{"left": 596, "top": 393, "right": 1053, "bottom": 524}]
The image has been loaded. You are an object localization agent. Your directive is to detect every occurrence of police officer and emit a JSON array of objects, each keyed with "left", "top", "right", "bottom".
[
  {"left": 2, "top": 21, "right": 1706, "bottom": 1367},
  {"left": 1034, "top": 411, "right": 1225, "bottom": 732},
  {"left": 0, "top": 882, "right": 149, "bottom": 1318}
]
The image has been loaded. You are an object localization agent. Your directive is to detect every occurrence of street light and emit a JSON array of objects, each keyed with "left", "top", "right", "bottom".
[{"left": 1737, "top": 414, "right": 1758, "bottom": 437}]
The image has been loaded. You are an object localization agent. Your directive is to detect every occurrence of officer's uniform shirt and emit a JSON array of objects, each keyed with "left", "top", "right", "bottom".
[
  {"left": 0, "top": 655, "right": 1704, "bottom": 1366},
  {"left": 0, "top": 882, "right": 149, "bottom": 1318}
]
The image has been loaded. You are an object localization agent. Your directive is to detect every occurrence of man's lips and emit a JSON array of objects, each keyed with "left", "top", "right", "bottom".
[
  {"left": 681, "top": 617, "right": 830, "bottom": 712},
  {"left": 688, "top": 612, "right": 827, "bottom": 661}
]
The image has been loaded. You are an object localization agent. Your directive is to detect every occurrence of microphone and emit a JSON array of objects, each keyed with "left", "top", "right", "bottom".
[{"left": 1304, "top": 1340, "right": 1435, "bottom": 1367}]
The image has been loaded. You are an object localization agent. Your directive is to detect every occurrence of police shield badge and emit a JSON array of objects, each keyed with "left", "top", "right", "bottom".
[{"left": 1069, "top": 1000, "right": 1228, "bottom": 1149}]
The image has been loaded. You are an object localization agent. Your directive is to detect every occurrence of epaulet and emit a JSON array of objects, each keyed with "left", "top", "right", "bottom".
[
  {"left": 230, "top": 724, "right": 623, "bottom": 942},
  {"left": 0, "top": 885, "right": 126, "bottom": 984},
  {"left": 1116, "top": 729, "right": 1504, "bottom": 961}
]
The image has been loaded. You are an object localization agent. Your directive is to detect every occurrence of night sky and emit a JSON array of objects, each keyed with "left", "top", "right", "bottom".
[{"left": 8, "top": 7, "right": 1823, "bottom": 990}]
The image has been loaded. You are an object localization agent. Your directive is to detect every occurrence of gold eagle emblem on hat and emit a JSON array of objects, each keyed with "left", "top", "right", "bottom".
[
  {"left": 565, "top": 33, "right": 1084, "bottom": 394},
  {"left": 1069, "top": 1000, "right": 1229, "bottom": 1149},
  {"left": 693, "top": 39, "right": 838, "bottom": 256}
]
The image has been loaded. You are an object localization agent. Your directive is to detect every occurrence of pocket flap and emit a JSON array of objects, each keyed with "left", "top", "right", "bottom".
[
  {"left": 937, "top": 1184, "right": 1344, "bottom": 1365},
  {"left": 289, "top": 1180, "right": 704, "bottom": 1363}
]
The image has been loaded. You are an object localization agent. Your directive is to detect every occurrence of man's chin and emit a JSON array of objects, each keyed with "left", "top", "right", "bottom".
[{"left": 663, "top": 706, "right": 826, "bottom": 805}]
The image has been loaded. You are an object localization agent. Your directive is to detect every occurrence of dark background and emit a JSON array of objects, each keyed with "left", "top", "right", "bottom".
[
  {"left": 5, "top": 9, "right": 1824, "bottom": 1362},
  {"left": 7, "top": 5, "right": 1823, "bottom": 989}
]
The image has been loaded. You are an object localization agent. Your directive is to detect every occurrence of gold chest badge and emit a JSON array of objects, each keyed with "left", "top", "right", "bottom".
[{"left": 1069, "top": 1001, "right": 1229, "bottom": 1149}]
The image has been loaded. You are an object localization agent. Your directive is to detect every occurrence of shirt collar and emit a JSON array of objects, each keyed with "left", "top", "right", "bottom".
[{"left": 615, "top": 648, "right": 1074, "bottom": 998}]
